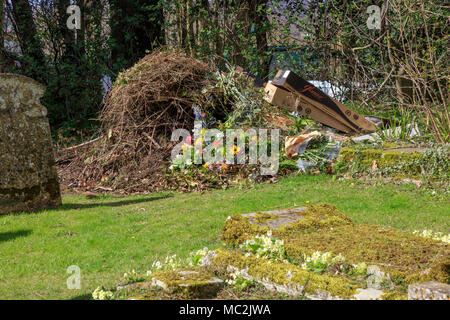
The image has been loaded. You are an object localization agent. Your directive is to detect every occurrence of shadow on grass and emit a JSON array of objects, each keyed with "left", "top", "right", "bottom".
[
  {"left": 70, "top": 293, "right": 93, "bottom": 300},
  {"left": 0, "top": 229, "right": 32, "bottom": 243},
  {"left": 60, "top": 194, "right": 173, "bottom": 210}
]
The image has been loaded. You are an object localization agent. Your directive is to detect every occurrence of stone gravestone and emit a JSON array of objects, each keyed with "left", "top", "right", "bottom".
[{"left": 0, "top": 73, "right": 61, "bottom": 214}]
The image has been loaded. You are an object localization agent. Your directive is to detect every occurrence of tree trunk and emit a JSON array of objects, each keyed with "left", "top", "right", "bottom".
[
  {"left": 186, "top": 0, "right": 195, "bottom": 56},
  {"left": 198, "top": 0, "right": 210, "bottom": 53},
  {"left": 0, "top": 0, "right": 5, "bottom": 72},
  {"left": 249, "top": 0, "right": 270, "bottom": 80},
  {"left": 55, "top": 0, "right": 75, "bottom": 55},
  {"left": 213, "top": 0, "right": 223, "bottom": 63},
  {"left": 10, "top": 0, "right": 47, "bottom": 82}
]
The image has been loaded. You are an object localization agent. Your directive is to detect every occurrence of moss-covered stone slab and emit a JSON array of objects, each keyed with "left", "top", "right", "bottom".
[
  {"left": 151, "top": 269, "right": 224, "bottom": 298},
  {"left": 408, "top": 282, "right": 450, "bottom": 300},
  {"left": 206, "top": 248, "right": 358, "bottom": 300},
  {"left": 282, "top": 224, "right": 449, "bottom": 284},
  {"left": 222, "top": 204, "right": 353, "bottom": 245},
  {"left": 241, "top": 207, "right": 307, "bottom": 228},
  {"left": 222, "top": 204, "right": 449, "bottom": 286},
  {"left": 0, "top": 73, "right": 61, "bottom": 214},
  {"left": 338, "top": 147, "right": 426, "bottom": 171}
]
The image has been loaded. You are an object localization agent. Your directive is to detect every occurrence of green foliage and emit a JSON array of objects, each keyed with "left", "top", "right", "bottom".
[
  {"left": 0, "top": 174, "right": 448, "bottom": 298},
  {"left": 41, "top": 39, "right": 108, "bottom": 131}
]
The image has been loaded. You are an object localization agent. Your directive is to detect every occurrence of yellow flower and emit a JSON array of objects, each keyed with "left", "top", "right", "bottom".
[
  {"left": 231, "top": 145, "right": 240, "bottom": 155},
  {"left": 202, "top": 162, "right": 210, "bottom": 168},
  {"left": 195, "top": 137, "right": 203, "bottom": 145},
  {"left": 305, "top": 200, "right": 310, "bottom": 204},
  {"left": 221, "top": 164, "right": 228, "bottom": 169},
  {"left": 181, "top": 143, "right": 189, "bottom": 151}
]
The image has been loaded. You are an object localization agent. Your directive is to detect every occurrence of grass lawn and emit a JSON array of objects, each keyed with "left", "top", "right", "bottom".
[{"left": 0, "top": 174, "right": 448, "bottom": 299}]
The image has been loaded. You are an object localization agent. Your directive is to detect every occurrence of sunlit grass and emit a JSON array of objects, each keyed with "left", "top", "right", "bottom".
[{"left": 0, "top": 174, "right": 448, "bottom": 299}]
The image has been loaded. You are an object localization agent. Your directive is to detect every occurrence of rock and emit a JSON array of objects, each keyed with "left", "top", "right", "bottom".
[
  {"left": 151, "top": 269, "right": 224, "bottom": 298},
  {"left": 354, "top": 288, "right": 384, "bottom": 300},
  {"left": 408, "top": 282, "right": 450, "bottom": 300},
  {"left": 0, "top": 74, "right": 61, "bottom": 214},
  {"left": 207, "top": 249, "right": 355, "bottom": 300},
  {"left": 242, "top": 207, "right": 306, "bottom": 229}
]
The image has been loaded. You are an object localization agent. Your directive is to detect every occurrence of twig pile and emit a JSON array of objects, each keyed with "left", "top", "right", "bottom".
[{"left": 58, "top": 51, "right": 217, "bottom": 192}]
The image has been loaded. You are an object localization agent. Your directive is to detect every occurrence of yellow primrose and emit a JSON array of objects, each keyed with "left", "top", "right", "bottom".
[{"left": 231, "top": 145, "right": 240, "bottom": 155}]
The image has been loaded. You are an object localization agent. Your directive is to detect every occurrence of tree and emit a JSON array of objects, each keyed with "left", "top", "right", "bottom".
[
  {"left": 9, "top": 0, "right": 47, "bottom": 82},
  {"left": 248, "top": 0, "right": 270, "bottom": 80},
  {"left": 110, "top": 0, "right": 164, "bottom": 72},
  {"left": 0, "top": 0, "right": 5, "bottom": 72}
]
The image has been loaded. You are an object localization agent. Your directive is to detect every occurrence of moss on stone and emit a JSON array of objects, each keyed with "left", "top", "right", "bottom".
[
  {"left": 339, "top": 147, "right": 424, "bottom": 175},
  {"left": 283, "top": 224, "right": 449, "bottom": 284},
  {"left": 151, "top": 268, "right": 223, "bottom": 298},
  {"left": 222, "top": 203, "right": 449, "bottom": 286},
  {"left": 275, "top": 204, "right": 352, "bottom": 236},
  {"left": 222, "top": 215, "right": 269, "bottom": 246},
  {"left": 337, "top": 145, "right": 450, "bottom": 180},
  {"left": 382, "top": 142, "right": 399, "bottom": 149},
  {"left": 210, "top": 248, "right": 357, "bottom": 299},
  {"left": 222, "top": 203, "right": 352, "bottom": 246},
  {"left": 380, "top": 291, "right": 408, "bottom": 300},
  {"left": 252, "top": 212, "right": 281, "bottom": 224},
  {"left": 0, "top": 73, "right": 61, "bottom": 214}
]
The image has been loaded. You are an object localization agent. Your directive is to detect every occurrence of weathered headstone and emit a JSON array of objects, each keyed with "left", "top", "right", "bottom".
[{"left": 0, "top": 73, "right": 61, "bottom": 214}]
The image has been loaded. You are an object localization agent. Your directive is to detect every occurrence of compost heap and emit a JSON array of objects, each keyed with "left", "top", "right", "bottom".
[{"left": 57, "top": 51, "right": 282, "bottom": 193}]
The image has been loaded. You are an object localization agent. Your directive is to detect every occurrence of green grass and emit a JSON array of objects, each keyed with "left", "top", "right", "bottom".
[{"left": 0, "top": 174, "right": 448, "bottom": 299}]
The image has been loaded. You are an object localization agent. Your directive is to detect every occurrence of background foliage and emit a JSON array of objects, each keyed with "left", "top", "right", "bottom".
[{"left": 0, "top": 0, "right": 448, "bottom": 141}]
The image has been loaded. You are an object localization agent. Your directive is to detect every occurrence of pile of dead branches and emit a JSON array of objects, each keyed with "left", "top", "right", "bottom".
[{"left": 57, "top": 50, "right": 219, "bottom": 193}]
